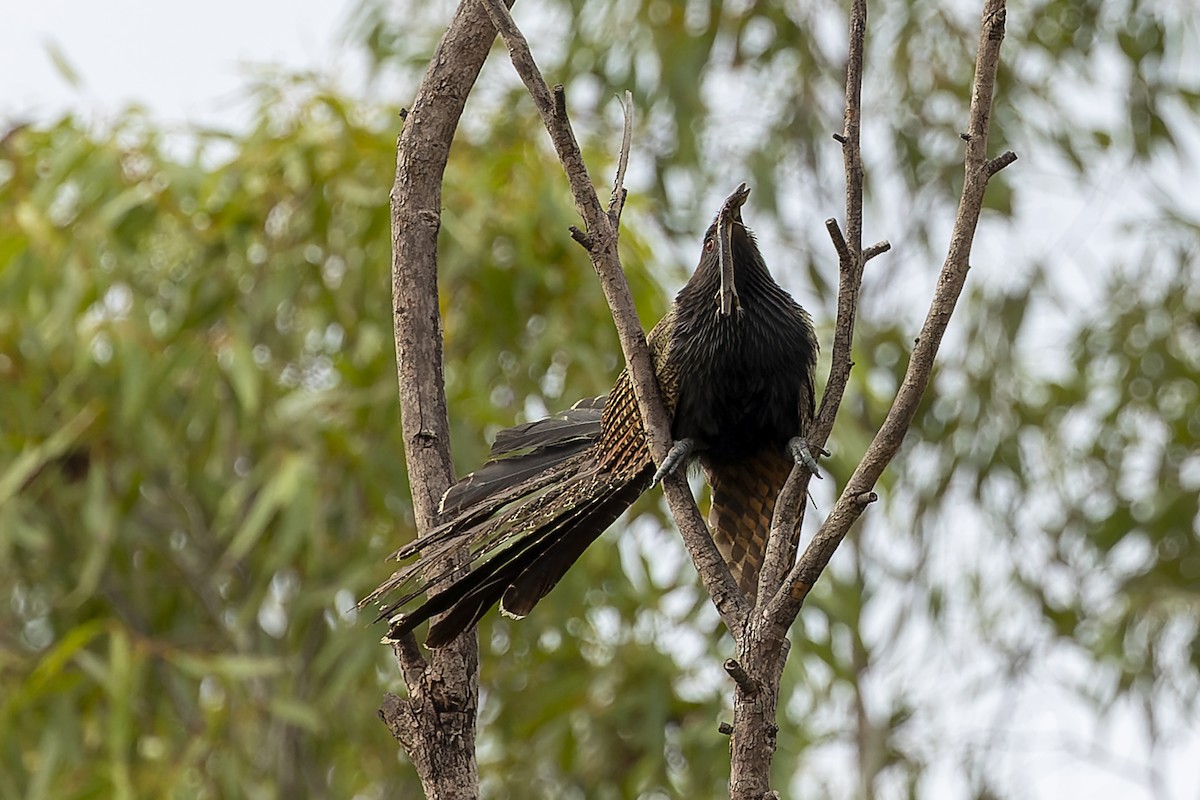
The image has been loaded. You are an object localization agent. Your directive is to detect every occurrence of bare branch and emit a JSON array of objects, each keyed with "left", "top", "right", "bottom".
[
  {"left": 732, "top": 7, "right": 877, "bottom": 794},
  {"left": 756, "top": 0, "right": 870, "bottom": 609},
  {"left": 864, "top": 240, "right": 892, "bottom": 262},
  {"left": 478, "top": 4, "right": 605, "bottom": 249},
  {"left": 812, "top": 0, "right": 870, "bottom": 455},
  {"left": 766, "top": 0, "right": 1012, "bottom": 630},
  {"left": 381, "top": 1, "right": 524, "bottom": 794},
  {"left": 987, "top": 150, "right": 1018, "bottom": 176},
  {"left": 824, "top": 217, "right": 852, "bottom": 265},
  {"left": 753, "top": 445, "right": 811, "bottom": 604},
  {"left": 479, "top": 0, "right": 750, "bottom": 639},
  {"left": 569, "top": 225, "right": 593, "bottom": 250}
]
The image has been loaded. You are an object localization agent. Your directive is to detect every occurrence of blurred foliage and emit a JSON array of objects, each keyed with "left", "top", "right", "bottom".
[
  {"left": 935, "top": 258, "right": 1200, "bottom": 700},
  {"left": 0, "top": 90, "right": 416, "bottom": 798},
  {"left": 4, "top": 0, "right": 1200, "bottom": 798},
  {"left": 0, "top": 73, "right": 724, "bottom": 799}
]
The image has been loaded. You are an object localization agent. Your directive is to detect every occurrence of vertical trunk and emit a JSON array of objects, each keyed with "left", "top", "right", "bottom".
[
  {"left": 385, "top": 2, "right": 517, "bottom": 797},
  {"left": 728, "top": 631, "right": 788, "bottom": 799}
]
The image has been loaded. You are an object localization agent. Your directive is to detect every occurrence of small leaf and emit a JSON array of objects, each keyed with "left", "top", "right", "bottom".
[
  {"left": 44, "top": 40, "right": 83, "bottom": 89},
  {"left": 269, "top": 698, "right": 323, "bottom": 732},
  {"left": 221, "top": 453, "right": 311, "bottom": 565}
]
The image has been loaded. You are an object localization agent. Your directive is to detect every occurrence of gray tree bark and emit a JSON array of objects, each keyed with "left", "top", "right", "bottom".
[{"left": 383, "top": 3, "right": 515, "bottom": 798}]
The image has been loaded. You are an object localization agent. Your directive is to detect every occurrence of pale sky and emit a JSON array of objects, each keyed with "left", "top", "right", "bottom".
[{"left": 3, "top": 0, "right": 358, "bottom": 127}]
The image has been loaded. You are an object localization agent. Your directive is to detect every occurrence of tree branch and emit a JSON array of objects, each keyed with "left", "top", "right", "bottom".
[
  {"left": 816, "top": 0, "right": 872, "bottom": 452},
  {"left": 723, "top": 658, "right": 759, "bottom": 697},
  {"left": 765, "top": 0, "right": 1014, "bottom": 631},
  {"left": 717, "top": 5, "right": 877, "bottom": 795},
  {"left": 730, "top": 3, "right": 1011, "bottom": 796},
  {"left": 382, "top": 1, "right": 520, "bottom": 796},
  {"left": 756, "top": 0, "right": 872, "bottom": 609},
  {"left": 478, "top": 0, "right": 750, "bottom": 640}
]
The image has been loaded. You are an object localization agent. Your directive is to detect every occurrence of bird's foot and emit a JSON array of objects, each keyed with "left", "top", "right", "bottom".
[
  {"left": 652, "top": 438, "right": 697, "bottom": 485},
  {"left": 788, "top": 436, "right": 827, "bottom": 479}
]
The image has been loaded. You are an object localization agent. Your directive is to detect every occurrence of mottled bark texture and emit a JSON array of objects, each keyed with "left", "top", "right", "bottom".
[{"left": 384, "top": 2, "right": 516, "bottom": 798}]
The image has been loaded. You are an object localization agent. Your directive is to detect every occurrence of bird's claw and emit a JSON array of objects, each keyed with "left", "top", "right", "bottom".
[
  {"left": 652, "top": 438, "right": 696, "bottom": 485},
  {"left": 788, "top": 436, "right": 826, "bottom": 479}
]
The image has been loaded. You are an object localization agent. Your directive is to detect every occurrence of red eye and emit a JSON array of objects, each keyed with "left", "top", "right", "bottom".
[{"left": 705, "top": 239, "right": 714, "bottom": 253}]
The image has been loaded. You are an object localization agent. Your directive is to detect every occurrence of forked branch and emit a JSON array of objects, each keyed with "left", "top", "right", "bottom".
[
  {"left": 478, "top": 0, "right": 751, "bottom": 639},
  {"left": 757, "top": 0, "right": 875, "bottom": 604},
  {"left": 765, "top": 0, "right": 1015, "bottom": 630}
]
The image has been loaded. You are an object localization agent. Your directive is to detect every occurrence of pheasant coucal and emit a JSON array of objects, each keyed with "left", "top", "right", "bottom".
[{"left": 363, "top": 183, "right": 819, "bottom": 646}]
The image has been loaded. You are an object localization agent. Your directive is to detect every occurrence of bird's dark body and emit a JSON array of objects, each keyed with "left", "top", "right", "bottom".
[
  {"left": 669, "top": 233, "right": 817, "bottom": 465},
  {"left": 363, "top": 185, "right": 818, "bottom": 645}
]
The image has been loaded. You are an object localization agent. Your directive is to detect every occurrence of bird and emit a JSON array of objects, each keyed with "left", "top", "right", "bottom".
[{"left": 362, "top": 183, "right": 819, "bottom": 647}]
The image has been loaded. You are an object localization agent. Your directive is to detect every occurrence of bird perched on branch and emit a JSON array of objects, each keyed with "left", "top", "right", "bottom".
[{"left": 363, "top": 183, "right": 819, "bottom": 646}]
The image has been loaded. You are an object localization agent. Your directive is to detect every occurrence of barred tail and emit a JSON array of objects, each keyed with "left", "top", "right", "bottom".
[
  {"left": 360, "top": 396, "right": 650, "bottom": 646},
  {"left": 419, "top": 466, "right": 650, "bottom": 647},
  {"left": 703, "top": 446, "right": 794, "bottom": 601}
]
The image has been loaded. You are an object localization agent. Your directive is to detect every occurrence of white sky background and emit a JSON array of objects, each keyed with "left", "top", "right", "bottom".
[
  {"left": 2, "top": 0, "right": 357, "bottom": 128},
  {"left": 6, "top": 2, "right": 1199, "bottom": 799}
]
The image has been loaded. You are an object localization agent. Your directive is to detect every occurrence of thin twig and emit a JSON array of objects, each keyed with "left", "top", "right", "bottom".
[
  {"left": 569, "top": 226, "right": 593, "bottom": 249},
  {"left": 765, "top": 0, "right": 1013, "bottom": 630},
  {"left": 756, "top": 0, "right": 871, "bottom": 607},
  {"left": 479, "top": 0, "right": 750, "bottom": 639},
  {"left": 608, "top": 90, "right": 633, "bottom": 227},
  {"left": 724, "top": 658, "right": 760, "bottom": 697},
  {"left": 987, "top": 151, "right": 1018, "bottom": 176},
  {"left": 824, "top": 218, "right": 852, "bottom": 265},
  {"left": 811, "top": 0, "right": 870, "bottom": 453},
  {"left": 863, "top": 240, "right": 891, "bottom": 262}
]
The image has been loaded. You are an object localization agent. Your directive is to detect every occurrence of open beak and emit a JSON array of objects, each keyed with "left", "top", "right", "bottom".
[{"left": 717, "top": 182, "right": 751, "bottom": 316}]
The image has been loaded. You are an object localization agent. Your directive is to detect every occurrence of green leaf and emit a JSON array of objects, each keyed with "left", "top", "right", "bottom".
[
  {"left": 44, "top": 41, "right": 83, "bottom": 89},
  {"left": 169, "top": 652, "right": 286, "bottom": 680},
  {"left": 222, "top": 453, "right": 310, "bottom": 565}
]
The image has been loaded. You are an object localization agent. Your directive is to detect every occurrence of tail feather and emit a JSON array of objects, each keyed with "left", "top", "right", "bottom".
[
  {"left": 500, "top": 469, "right": 651, "bottom": 618},
  {"left": 488, "top": 395, "right": 605, "bottom": 457},
  {"left": 433, "top": 446, "right": 593, "bottom": 532},
  {"left": 377, "top": 469, "right": 599, "bottom": 623},
  {"left": 395, "top": 468, "right": 648, "bottom": 646},
  {"left": 361, "top": 448, "right": 594, "bottom": 613},
  {"left": 368, "top": 452, "right": 596, "bottom": 618},
  {"left": 422, "top": 481, "right": 626, "bottom": 646},
  {"left": 424, "top": 525, "right": 571, "bottom": 645},
  {"left": 362, "top": 395, "right": 653, "bottom": 646},
  {"left": 442, "top": 396, "right": 605, "bottom": 516},
  {"left": 400, "top": 521, "right": 554, "bottom": 645},
  {"left": 702, "top": 446, "right": 794, "bottom": 601}
]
